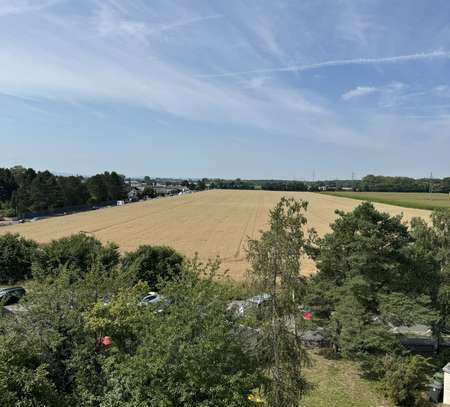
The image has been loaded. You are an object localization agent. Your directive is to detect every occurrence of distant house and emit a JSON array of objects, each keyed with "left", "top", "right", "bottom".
[
  {"left": 128, "top": 188, "right": 140, "bottom": 202},
  {"left": 318, "top": 185, "right": 337, "bottom": 191},
  {"left": 154, "top": 186, "right": 182, "bottom": 196}
]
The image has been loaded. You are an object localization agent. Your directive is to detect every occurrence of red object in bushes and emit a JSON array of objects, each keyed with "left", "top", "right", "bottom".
[
  {"left": 303, "top": 311, "right": 313, "bottom": 321},
  {"left": 100, "top": 336, "right": 112, "bottom": 348}
]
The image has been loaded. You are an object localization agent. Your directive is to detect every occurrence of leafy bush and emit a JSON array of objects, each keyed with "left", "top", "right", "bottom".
[
  {"left": 90, "top": 260, "right": 262, "bottom": 406},
  {"left": 383, "top": 354, "right": 432, "bottom": 406},
  {"left": 32, "top": 233, "right": 120, "bottom": 280},
  {"left": 0, "top": 233, "right": 37, "bottom": 283},
  {"left": 0, "top": 334, "right": 61, "bottom": 406},
  {"left": 122, "top": 245, "right": 183, "bottom": 288},
  {"left": 0, "top": 258, "right": 262, "bottom": 406}
]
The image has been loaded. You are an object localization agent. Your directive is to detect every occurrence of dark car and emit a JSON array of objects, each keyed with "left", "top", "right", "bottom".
[{"left": 0, "top": 287, "right": 26, "bottom": 305}]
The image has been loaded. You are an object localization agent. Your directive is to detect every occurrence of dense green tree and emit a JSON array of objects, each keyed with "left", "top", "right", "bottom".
[
  {"left": 247, "top": 197, "right": 310, "bottom": 406},
  {"left": 89, "top": 260, "right": 262, "bottom": 407},
  {"left": 312, "top": 202, "right": 435, "bottom": 312},
  {"left": 58, "top": 176, "right": 90, "bottom": 207},
  {"left": 29, "top": 170, "right": 64, "bottom": 212},
  {"left": 0, "top": 168, "right": 17, "bottom": 202},
  {"left": 410, "top": 209, "right": 450, "bottom": 346},
  {"left": 361, "top": 175, "right": 428, "bottom": 192},
  {"left": 0, "top": 254, "right": 262, "bottom": 406},
  {"left": 383, "top": 354, "right": 432, "bottom": 406},
  {"left": 141, "top": 186, "right": 157, "bottom": 199},
  {"left": 86, "top": 174, "right": 109, "bottom": 204},
  {"left": 0, "top": 333, "right": 61, "bottom": 406},
  {"left": 10, "top": 167, "right": 37, "bottom": 215},
  {"left": 0, "top": 233, "right": 37, "bottom": 283},
  {"left": 85, "top": 172, "right": 126, "bottom": 203},
  {"left": 122, "top": 245, "right": 183, "bottom": 288},
  {"left": 0, "top": 263, "right": 134, "bottom": 406},
  {"left": 33, "top": 233, "right": 120, "bottom": 281},
  {"left": 104, "top": 171, "right": 127, "bottom": 201},
  {"left": 307, "top": 202, "right": 441, "bottom": 402},
  {"left": 442, "top": 177, "right": 450, "bottom": 193}
]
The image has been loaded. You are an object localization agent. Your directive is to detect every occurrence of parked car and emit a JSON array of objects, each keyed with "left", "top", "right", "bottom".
[
  {"left": 228, "top": 293, "right": 271, "bottom": 316},
  {"left": 139, "top": 292, "right": 162, "bottom": 305},
  {"left": 0, "top": 287, "right": 26, "bottom": 305}
]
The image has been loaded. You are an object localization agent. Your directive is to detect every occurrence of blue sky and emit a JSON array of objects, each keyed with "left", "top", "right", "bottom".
[{"left": 1, "top": 0, "right": 450, "bottom": 179}]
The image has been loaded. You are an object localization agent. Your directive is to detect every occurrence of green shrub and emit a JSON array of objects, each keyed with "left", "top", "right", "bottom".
[
  {"left": 0, "top": 233, "right": 37, "bottom": 283},
  {"left": 383, "top": 354, "right": 432, "bottom": 406},
  {"left": 122, "top": 245, "right": 183, "bottom": 288},
  {"left": 33, "top": 233, "right": 120, "bottom": 280}
]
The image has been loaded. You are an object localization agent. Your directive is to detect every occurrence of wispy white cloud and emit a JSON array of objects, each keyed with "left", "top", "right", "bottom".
[
  {"left": 0, "top": 0, "right": 61, "bottom": 16},
  {"left": 342, "top": 82, "right": 408, "bottom": 104},
  {"left": 95, "top": 5, "right": 222, "bottom": 40},
  {"left": 1, "top": 0, "right": 450, "bottom": 167},
  {"left": 199, "top": 50, "right": 450, "bottom": 78},
  {"left": 342, "top": 86, "right": 378, "bottom": 100}
]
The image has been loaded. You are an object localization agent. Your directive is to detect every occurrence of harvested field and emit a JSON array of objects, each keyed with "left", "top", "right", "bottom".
[{"left": 0, "top": 190, "right": 431, "bottom": 280}]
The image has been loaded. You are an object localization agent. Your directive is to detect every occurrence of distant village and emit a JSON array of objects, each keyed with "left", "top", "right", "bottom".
[{"left": 122, "top": 178, "right": 207, "bottom": 205}]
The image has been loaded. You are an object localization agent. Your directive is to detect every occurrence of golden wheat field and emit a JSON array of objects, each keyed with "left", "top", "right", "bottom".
[{"left": 0, "top": 190, "right": 431, "bottom": 280}]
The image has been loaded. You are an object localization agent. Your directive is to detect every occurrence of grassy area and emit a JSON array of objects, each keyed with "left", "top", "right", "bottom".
[
  {"left": 303, "top": 350, "right": 392, "bottom": 407},
  {"left": 321, "top": 191, "right": 450, "bottom": 211},
  {"left": 303, "top": 351, "right": 437, "bottom": 407}
]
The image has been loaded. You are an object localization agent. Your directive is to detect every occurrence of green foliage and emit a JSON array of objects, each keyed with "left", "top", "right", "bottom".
[
  {"left": 261, "top": 181, "right": 308, "bottom": 191},
  {"left": 33, "top": 233, "right": 120, "bottom": 281},
  {"left": 0, "top": 168, "right": 17, "bottom": 202},
  {"left": 378, "top": 292, "right": 438, "bottom": 327},
  {"left": 313, "top": 202, "right": 436, "bottom": 311},
  {"left": 0, "top": 166, "right": 127, "bottom": 216},
  {"left": 96, "top": 260, "right": 262, "bottom": 406},
  {"left": 0, "top": 334, "right": 61, "bottom": 407},
  {"left": 28, "top": 170, "right": 64, "bottom": 212},
  {"left": 328, "top": 290, "right": 400, "bottom": 365},
  {"left": 0, "top": 235, "right": 262, "bottom": 406},
  {"left": 247, "top": 197, "right": 311, "bottom": 406},
  {"left": 307, "top": 202, "right": 442, "bottom": 398},
  {"left": 141, "top": 186, "right": 157, "bottom": 198},
  {"left": 0, "top": 261, "right": 136, "bottom": 406},
  {"left": 0, "top": 233, "right": 37, "bottom": 283},
  {"left": 361, "top": 175, "right": 430, "bottom": 193},
  {"left": 411, "top": 209, "right": 450, "bottom": 325},
  {"left": 383, "top": 354, "right": 432, "bottom": 406},
  {"left": 86, "top": 172, "right": 126, "bottom": 204},
  {"left": 58, "top": 176, "right": 90, "bottom": 207},
  {"left": 122, "top": 245, "right": 183, "bottom": 288}
]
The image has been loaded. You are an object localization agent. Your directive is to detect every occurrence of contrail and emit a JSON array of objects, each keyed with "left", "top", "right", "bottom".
[{"left": 199, "top": 50, "right": 450, "bottom": 78}]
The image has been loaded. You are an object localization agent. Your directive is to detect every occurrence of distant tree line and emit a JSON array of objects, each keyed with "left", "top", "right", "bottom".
[
  {"left": 208, "top": 178, "right": 308, "bottom": 191},
  {"left": 359, "top": 174, "right": 450, "bottom": 193},
  {"left": 206, "top": 175, "right": 450, "bottom": 193},
  {"left": 309, "top": 175, "right": 450, "bottom": 193},
  {"left": 0, "top": 166, "right": 127, "bottom": 217}
]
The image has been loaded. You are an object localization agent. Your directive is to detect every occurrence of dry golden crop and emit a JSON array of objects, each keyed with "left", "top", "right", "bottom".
[{"left": 0, "top": 190, "right": 431, "bottom": 280}]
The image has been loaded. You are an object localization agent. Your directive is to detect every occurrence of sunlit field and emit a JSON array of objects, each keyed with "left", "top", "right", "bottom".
[
  {"left": 322, "top": 191, "right": 450, "bottom": 211},
  {"left": 1, "top": 190, "right": 431, "bottom": 280}
]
